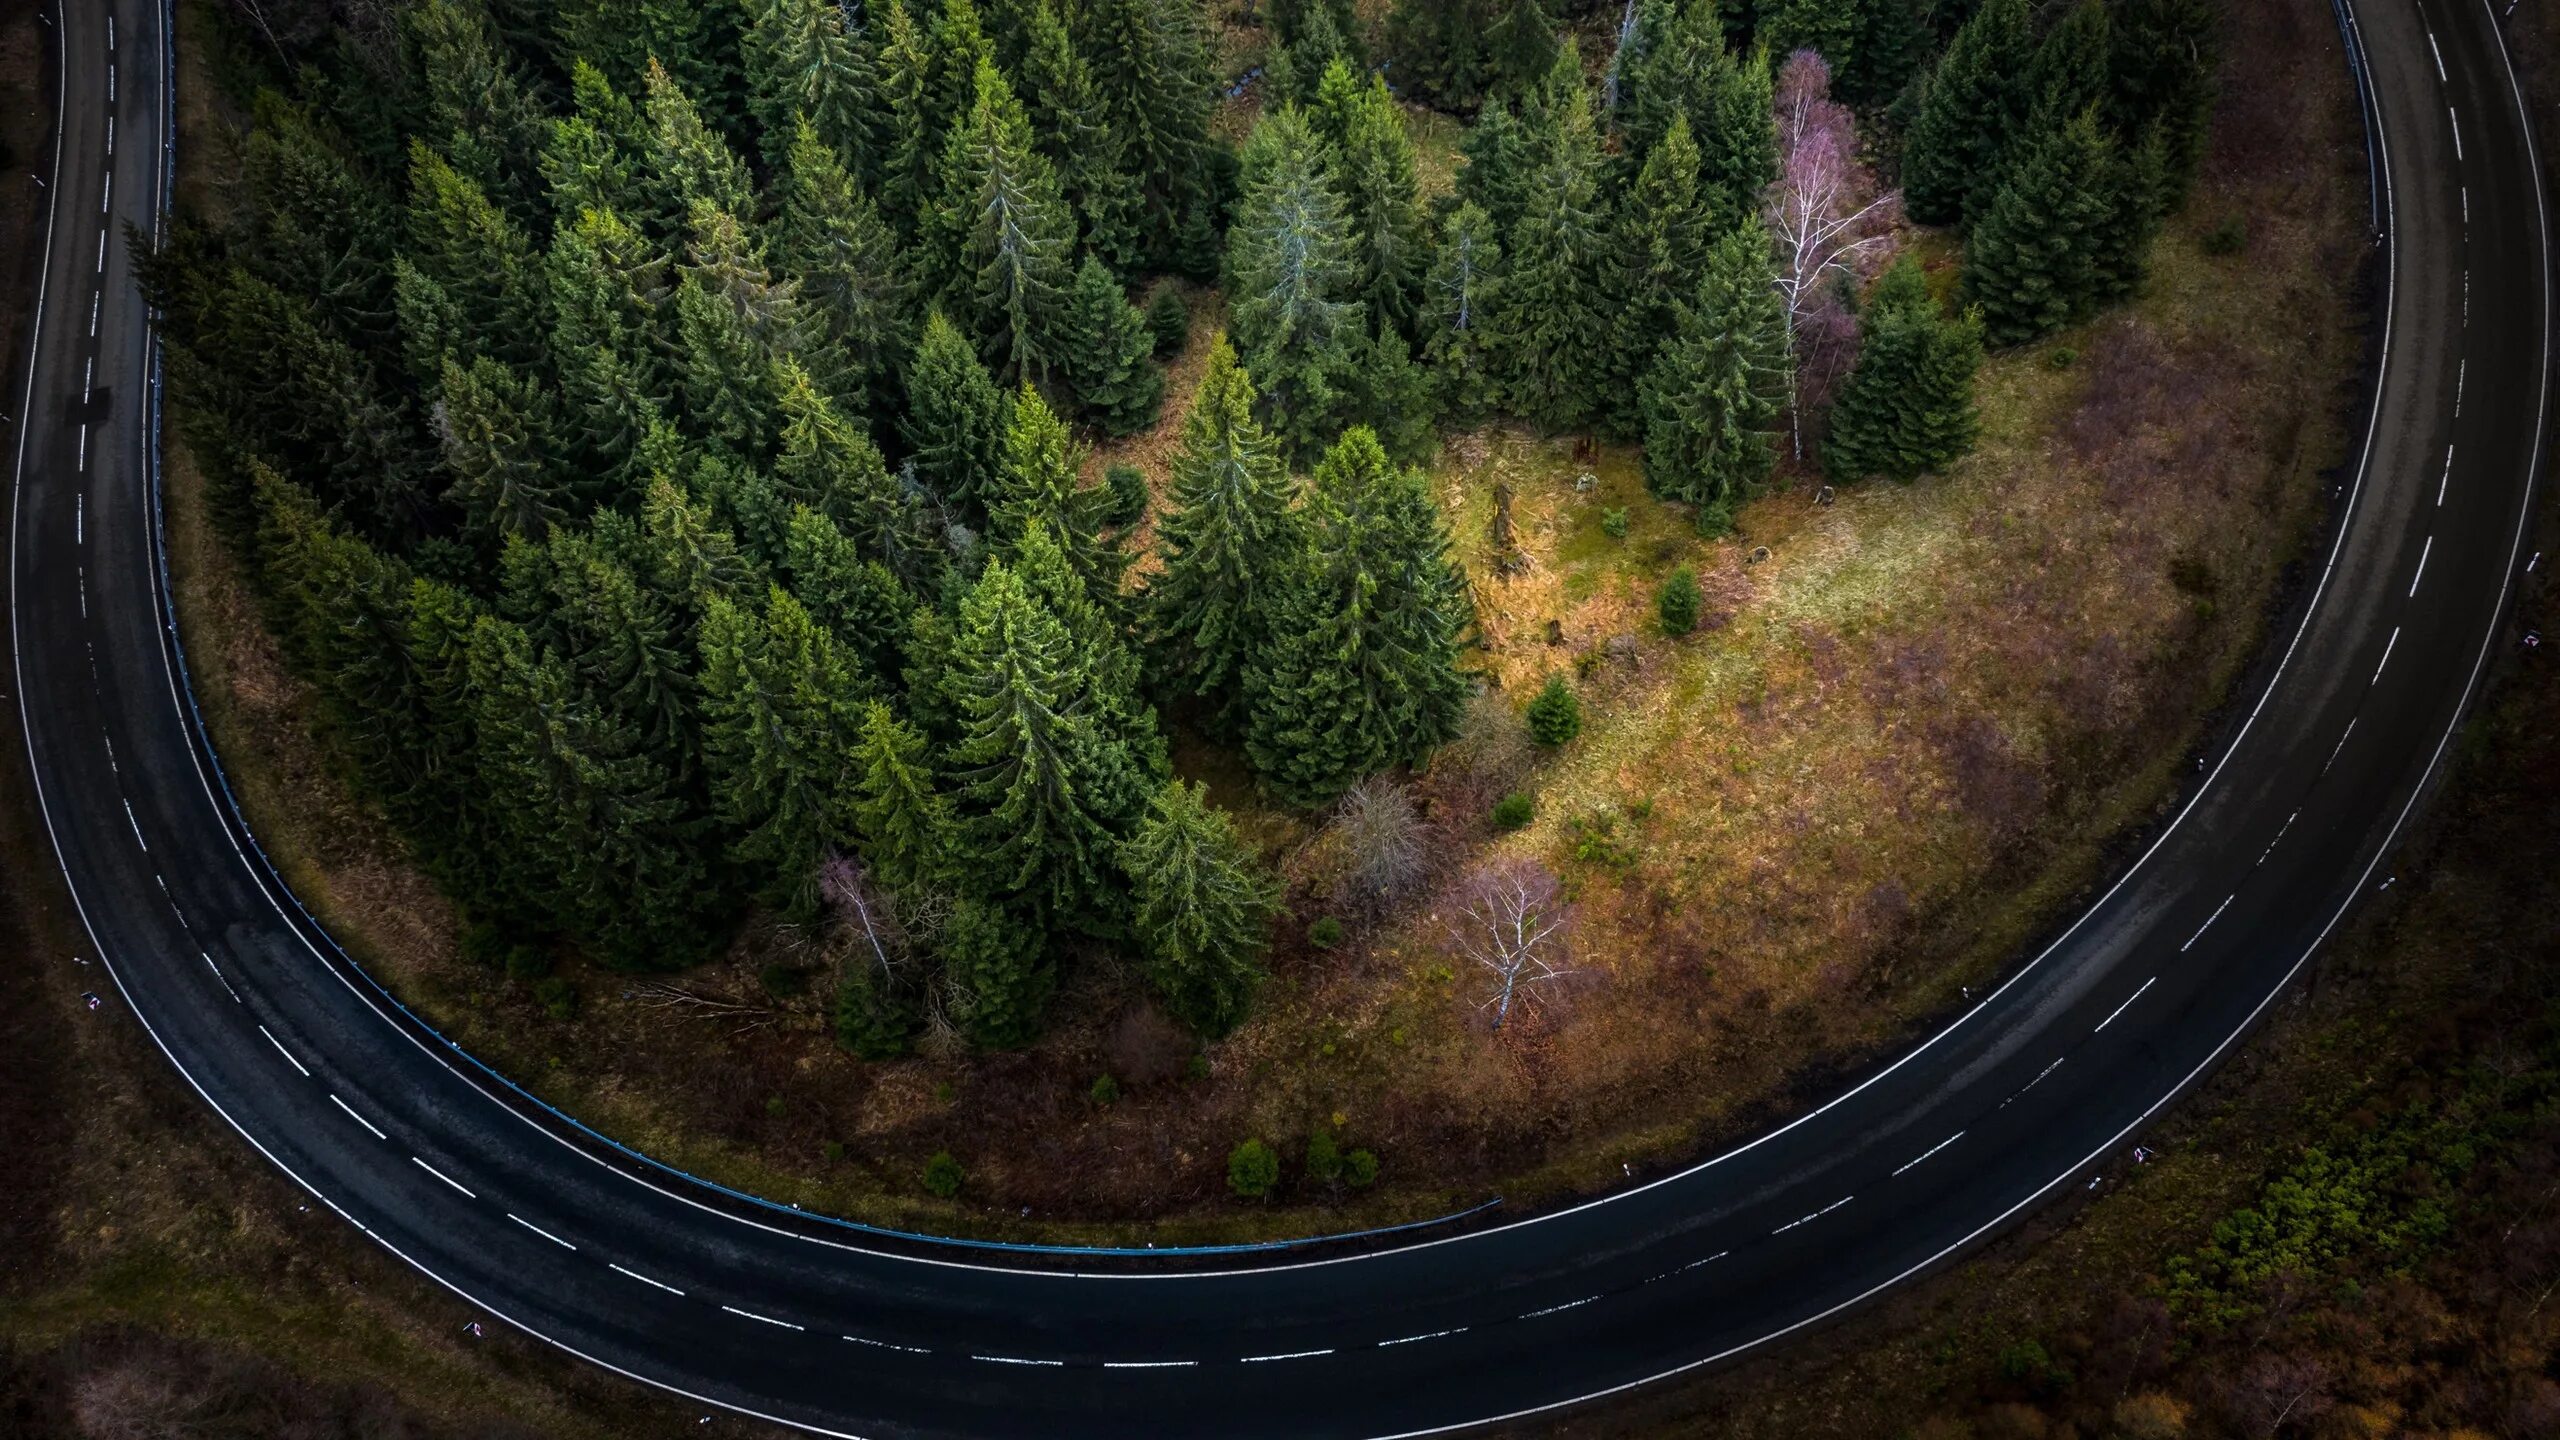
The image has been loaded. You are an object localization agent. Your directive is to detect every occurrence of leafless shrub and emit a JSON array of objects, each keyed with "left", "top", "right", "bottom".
[
  {"left": 1330, "top": 779, "right": 1429, "bottom": 913},
  {"left": 1444, "top": 859, "right": 1577, "bottom": 1029},
  {"left": 71, "top": 1364, "right": 191, "bottom": 1440}
]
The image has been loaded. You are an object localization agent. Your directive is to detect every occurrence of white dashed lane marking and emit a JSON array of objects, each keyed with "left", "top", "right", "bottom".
[
  {"left": 2094, "top": 976, "right": 2158, "bottom": 1033},
  {"left": 411, "top": 1156, "right": 475, "bottom": 1199},
  {"left": 609, "top": 1263, "right": 684, "bottom": 1296},
  {"left": 328, "top": 1093, "right": 386, "bottom": 1140},
  {"left": 1892, "top": 1131, "right": 1965, "bottom": 1177},
  {"left": 257, "top": 1023, "right": 308, "bottom": 1077},
  {"left": 507, "top": 1213, "right": 576, "bottom": 1250}
]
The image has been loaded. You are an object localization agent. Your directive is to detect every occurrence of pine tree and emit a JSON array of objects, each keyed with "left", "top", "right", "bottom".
[
  {"left": 770, "top": 358, "right": 906, "bottom": 551},
  {"left": 1900, "top": 0, "right": 2031, "bottom": 227},
  {"left": 698, "top": 586, "right": 869, "bottom": 915},
  {"left": 1085, "top": 0, "right": 1217, "bottom": 252},
  {"left": 1312, "top": 61, "right": 1429, "bottom": 339},
  {"left": 1639, "top": 223, "right": 1789, "bottom": 531},
  {"left": 2023, "top": 0, "right": 2114, "bottom": 128},
  {"left": 675, "top": 204, "right": 804, "bottom": 454},
  {"left": 2091, "top": 120, "right": 2173, "bottom": 303},
  {"left": 900, "top": 310, "right": 1010, "bottom": 512},
  {"left": 404, "top": 142, "right": 548, "bottom": 371},
  {"left": 1842, "top": 0, "right": 1930, "bottom": 108},
  {"left": 931, "top": 60, "right": 1080, "bottom": 384},
  {"left": 1757, "top": 0, "right": 1860, "bottom": 73},
  {"left": 875, "top": 0, "right": 939, "bottom": 233},
  {"left": 1824, "top": 256, "right": 1984, "bottom": 482},
  {"left": 1488, "top": 0, "right": 1561, "bottom": 98},
  {"left": 1121, "top": 780, "right": 1280, "bottom": 1036},
  {"left": 2109, "top": 0, "right": 2218, "bottom": 210},
  {"left": 1421, "top": 202, "right": 1506, "bottom": 428},
  {"left": 545, "top": 532, "right": 699, "bottom": 758},
  {"left": 771, "top": 120, "right": 915, "bottom": 416},
  {"left": 1457, "top": 98, "right": 1533, "bottom": 238},
  {"left": 850, "top": 700, "right": 955, "bottom": 893},
  {"left": 785, "top": 507, "right": 917, "bottom": 678},
  {"left": 1961, "top": 106, "right": 2118, "bottom": 345},
  {"left": 642, "top": 60, "right": 757, "bottom": 235},
  {"left": 1226, "top": 107, "right": 1362, "bottom": 458},
  {"left": 1019, "top": 0, "right": 1147, "bottom": 272},
  {"left": 1698, "top": 42, "right": 1777, "bottom": 229},
  {"left": 406, "top": 0, "right": 553, "bottom": 224},
  {"left": 1607, "top": 110, "right": 1714, "bottom": 438},
  {"left": 1342, "top": 324, "right": 1440, "bottom": 467},
  {"left": 1059, "top": 257, "right": 1166, "bottom": 436},
  {"left": 740, "top": 0, "right": 881, "bottom": 174},
  {"left": 1524, "top": 672, "right": 1581, "bottom": 745},
  {"left": 942, "top": 895, "right": 1053, "bottom": 1048},
  {"left": 643, "top": 471, "right": 764, "bottom": 606},
  {"left": 1245, "top": 427, "right": 1472, "bottom": 807},
  {"left": 1385, "top": 0, "right": 1498, "bottom": 111},
  {"left": 1146, "top": 337, "right": 1303, "bottom": 721},
  {"left": 926, "top": 0, "right": 998, "bottom": 144},
  {"left": 467, "top": 615, "right": 722, "bottom": 968},
  {"left": 1498, "top": 49, "right": 1613, "bottom": 435},
  {"left": 435, "top": 355, "right": 572, "bottom": 545},
  {"left": 1012, "top": 519, "right": 1163, "bottom": 777},
  {"left": 986, "top": 382, "right": 1115, "bottom": 594},
  {"left": 943, "top": 558, "right": 1151, "bottom": 934}
]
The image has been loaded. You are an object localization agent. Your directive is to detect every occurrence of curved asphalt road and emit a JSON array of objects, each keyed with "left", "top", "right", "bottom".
[{"left": 8, "top": 0, "right": 2550, "bottom": 1434}]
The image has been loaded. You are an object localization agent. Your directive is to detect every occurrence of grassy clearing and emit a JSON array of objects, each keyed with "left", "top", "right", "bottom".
[{"left": 146, "top": 0, "right": 2367, "bottom": 1246}]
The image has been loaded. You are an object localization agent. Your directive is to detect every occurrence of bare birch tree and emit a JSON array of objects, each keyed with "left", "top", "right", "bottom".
[
  {"left": 1765, "top": 50, "right": 1901, "bottom": 463},
  {"left": 1446, "top": 859, "right": 1575, "bottom": 1029}
]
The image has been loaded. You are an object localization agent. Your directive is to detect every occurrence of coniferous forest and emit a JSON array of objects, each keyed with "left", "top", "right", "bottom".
[{"left": 149, "top": 0, "right": 2218, "bottom": 1054}]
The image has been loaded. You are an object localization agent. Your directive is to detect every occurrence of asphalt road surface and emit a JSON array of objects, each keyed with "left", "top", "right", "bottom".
[{"left": 6, "top": 0, "right": 2548, "bottom": 1435}]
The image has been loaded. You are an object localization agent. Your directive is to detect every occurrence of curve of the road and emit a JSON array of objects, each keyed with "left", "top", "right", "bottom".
[{"left": 7, "top": 0, "right": 2549, "bottom": 1435}]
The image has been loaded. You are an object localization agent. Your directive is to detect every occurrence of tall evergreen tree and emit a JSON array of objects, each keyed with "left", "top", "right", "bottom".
[
  {"left": 642, "top": 60, "right": 757, "bottom": 234},
  {"left": 770, "top": 358, "right": 906, "bottom": 550},
  {"left": 1498, "top": 49, "right": 1613, "bottom": 434},
  {"left": 985, "top": 383, "right": 1115, "bottom": 595},
  {"left": 942, "top": 558, "right": 1151, "bottom": 935},
  {"left": 931, "top": 60, "right": 1080, "bottom": 383},
  {"left": 1606, "top": 110, "right": 1714, "bottom": 438},
  {"left": 406, "top": 0, "right": 552, "bottom": 224},
  {"left": 1146, "top": 338, "right": 1303, "bottom": 722},
  {"left": 1060, "top": 257, "right": 1167, "bottom": 436},
  {"left": 1900, "top": 0, "right": 2031, "bottom": 227},
  {"left": 1457, "top": 98, "right": 1534, "bottom": 237},
  {"left": 1244, "top": 427, "right": 1472, "bottom": 807},
  {"left": 1019, "top": 0, "right": 1148, "bottom": 272},
  {"left": 546, "top": 532, "right": 699, "bottom": 758},
  {"left": 1385, "top": 0, "right": 1499, "bottom": 111},
  {"left": 876, "top": 0, "right": 940, "bottom": 232},
  {"left": 740, "top": 0, "right": 882, "bottom": 174},
  {"left": 675, "top": 203, "right": 806, "bottom": 453},
  {"left": 941, "top": 894, "right": 1052, "bottom": 1048},
  {"left": 467, "top": 615, "right": 722, "bottom": 968},
  {"left": 1842, "top": 0, "right": 1930, "bottom": 107},
  {"left": 770, "top": 119, "right": 915, "bottom": 416},
  {"left": 850, "top": 700, "right": 954, "bottom": 893},
  {"left": 1121, "top": 780, "right": 1280, "bottom": 1036},
  {"left": 1421, "top": 202, "right": 1506, "bottom": 427},
  {"left": 1961, "top": 106, "right": 2117, "bottom": 345},
  {"left": 435, "top": 355, "right": 573, "bottom": 545},
  {"left": 900, "top": 310, "right": 1011, "bottom": 512},
  {"left": 2108, "top": 0, "right": 2219, "bottom": 210},
  {"left": 1311, "top": 61, "right": 1430, "bottom": 339},
  {"left": 1225, "top": 107, "right": 1363, "bottom": 457},
  {"left": 1639, "top": 222, "right": 1790, "bottom": 531},
  {"left": 1757, "top": 0, "right": 1861, "bottom": 73},
  {"left": 784, "top": 506, "right": 917, "bottom": 677},
  {"left": 405, "top": 142, "right": 549, "bottom": 371},
  {"left": 1824, "top": 255, "right": 1984, "bottom": 482},
  {"left": 1085, "top": 0, "right": 1217, "bottom": 254},
  {"left": 1487, "top": 0, "right": 1562, "bottom": 97},
  {"left": 698, "top": 586, "right": 869, "bottom": 915}
]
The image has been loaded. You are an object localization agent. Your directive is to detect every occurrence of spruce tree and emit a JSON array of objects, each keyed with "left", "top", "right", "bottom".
[
  {"left": 1457, "top": 98, "right": 1533, "bottom": 238},
  {"left": 407, "top": 0, "right": 553, "bottom": 224},
  {"left": 675, "top": 203, "right": 805, "bottom": 455},
  {"left": 1086, "top": 0, "right": 1217, "bottom": 252},
  {"left": 1524, "top": 672, "right": 1581, "bottom": 745},
  {"left": 1019, "top": 0, "right": 1148, "bottom": 272},
  {"left": 1607, "top": 110, "right": 1714, "bottom": 439},
  {"left": 435, "top": 355, "right": 572, "bottom": 545},
  {"left": 1311, "top": 61, "right": 1430, "bottom": 340},
  {"left": 1421, "top": 202, "right": 1506, "bottom": 428},
  {"left": 931, "top": 60, "right": 1080, "bottom": 384},
  {"left": 770, "top": 358, "right": 906, "bottom": 552},
  {"left": 740, "top": 0, "right": 882, "bottom": 174},
  {"left": 1843, "top": 0, "right": 1930, "bottom": 108},
  {"left": 1487, "top": 0, "right": 1561, "bottom": 97},
  {"left": 1900, "top": 0, "right": 2031, "bottom": 227},
  {"left": 2109, "top": 0, "right": 2219, "bottom": 210},
  {"left": 1498, "top": 49, "right": 1613, "bottom": 435},
  {"left": 1825, "top": 256, "right": 1984, "bottom": 482},
  {"left": 1386, "top": 0, "right": 1497, "bottom": 110},
  {"left": 851, "top": 700, "right": 955, "bottom": 893},
  {"left": 546, "top": 534, "right": 699, "bottom": 758},
  {"left": 1698, "top": 41, "right": 1777, "bottom": 229},
  {"left": 942, "top": 560, "right": 1150, "bottom": 935},
  {"left": 1757, "top": 0, "right": 1861, "bottom": 74},
  {"left": 986, "top": 383, "right": 1119, "bottom": 602},
  {"left": 642, "top": 60, "right": 758, "bottom": 235},
  {"left": 405, "top": 143, "right": 548, "bottom": 371},
  {"left": 1059, "top": 257, "right": 1166, "bottom": 436},
  {"left": 1245, "top": 427, "right": 1472, "bottom": 807},
  {"left": 698, "top": 586, "right": 869, "bottom": 915},
  {"left": 1961, "top": 106, "right": 2118, "bottom": 345},
  {"left": 875, "top": 0, "right": 940, "bottom": 233},
  {"left": 1226, "top": 107, "right": 1362, "bottom": 458},
  {"left": 1121, "top": 780, "right": 1280, "bottom": 1037},
  {"left": 771, "top": 119, "right": 914, "bottom": 416},
  {"left": 2091, "top": 122, "right": 2172, "bottom": 304},
  {"left": 1146, "top": 338, "right": 1303, "bottom": 721},
  {"left": 1639, "top": 223, "right": 1789, "bottom": 531},
  {"left": 834, "top": 937, "right": 920, "bottom": 1058},
  {"left": 785, "top": 507, "right": 917, "bottom": 678},
  {"left": 900, "top": 310, "right": 1011, "bottom": 512},
  {"left": 467, "top": 615, "right": 721, "bottom": 969},
  {"left": 942, "top": 895, "right": 1053, "bottom": 1048}
]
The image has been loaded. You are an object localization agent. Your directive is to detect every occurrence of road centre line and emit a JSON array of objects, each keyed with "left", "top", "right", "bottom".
[
  {"left": 1519, "top": 1296, "right": 1599, "bottom": 1319},
  {"left": 2430, "top": 29, "right": 2446, "bottom": 80},
  {"left": 2410, "top": 535, "right": 2433, "bottom": 596},
  {"left": 2374, "top": 625, "right": 2400, "bottom": 685},
  {"left": 1241, "top": 1348, "right": 1334, "bottom": 1363},
  {"left": 721, "top": 1304, "right": 804, "bottom": 1332},
  {"left": 2179, "top": 895, "right": 2237, "bottom": 953},
  {"left": 411, "top": 1156, "right": 475, "bottom": 1199},
  {"left": 2322, "top": 717, "right": 2358, "bottom": 774},
  {"left": 507, "top": 1213, "right": 576, "bottom": 1250},
  {"left": 2441, "top": 442, "right": 2455, "bottom": 504},
  {"left": 257, "top": 1023, "right": 308, "bottom": 1076},
  {"left": 845, "top": 1335, "right": 932, "bottom": 1355},
  {"left": 1772, "top": 1195, "right": 1854, "bottom": 1235},
  {"left": 2450, "top": 106, "right": 2462, "bottom": 160},
  {"left": 1892, "top": 1131, "right": 1966, "bottom": 1177},
  {"left": 971, "top": 1354, "right": 1064, "bottom": 1366},
  {"left": 608, "top": 1262, "right": 683, "bottom": 1296},
  {"left": 1379, "top": 1327, "right": 1469, "bottom": 1346},
  {"left": 2003, "top": 1056, "right": 2065, "bottom": 1108},
  {"left": 327, "top": 1093, "right": 385, "bottom": 1139},
  {"left": 2094, "top": 976, "right": 2159, "bottom": 1033},
  {"left": 1102, "top": 1360, "right": 1198, "bottom": 1369}
]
